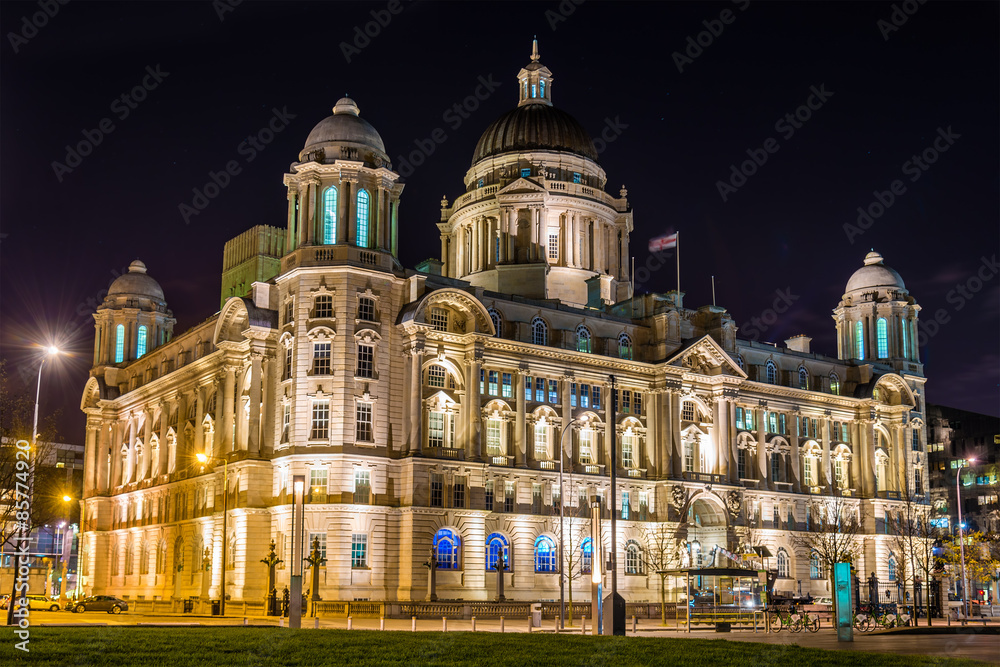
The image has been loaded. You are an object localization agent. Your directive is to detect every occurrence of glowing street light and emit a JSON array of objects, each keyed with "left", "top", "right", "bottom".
[{"left": 956, "top": 458, "right": 976, "bottom": 623}]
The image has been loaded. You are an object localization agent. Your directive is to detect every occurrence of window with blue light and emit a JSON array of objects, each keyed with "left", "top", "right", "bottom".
[
  {"left": 485, "top": 533, "right": 510, "bottom": 571},
  {"left": 576, "top": 325, "right": 591, "bottom": 353},
  {"left": 434, "top": 528, "right": 461, "bottom": 570},
  {"left": 525, "top": 376, "right": 533, "bottom": 401},
  {"left": 887, "top": 556, "right": 896, "bottom": 581},
  {"left": 356, "top": 189, "right": 370, "bottom": 248},
  {"left": 115, "top": 324, "right": 125, "bottom": 363},
  {"left": 501, "top": 373, "right": 512, "bottom": 398},
  {"left": 323, "top": 186, "right": 338, "bottom": 244},
  {"left": 477, "top": 178, "right": 484, "bottom": 188},
  {"left": 540, "top": 80, "right": 545, "bottom": 98},
  {"left": 581, "top": 384, "right": 590, "bottom": 408},
  {"left": 136, "top": 326, "right": 147, "bottom": 358},
  {"left": 876, "top": 317, "right": 888, "bottom": 358},
  {"left": 855, "top": 320, "right": 865, "bottom": 358},
  {"left": 580, "top": 538, "right": 593, "bottom": 574},
  {"left": 573, "top": 172, "right": 581, "bottom": 184},
  {"left": 522, "top": 80, "right": 527, "bottom": 99},
  {"left": 531, "top": 83, "right": 537, "bottom": 98},
  {"left": 535, "top": 377, "right": 545, "bottom": 403},
  {"left": 521, "top": 168, "right": 531, "bottom": 178},
  {"left": 534, "top": 536, "right": 557, "bottom": 573}
]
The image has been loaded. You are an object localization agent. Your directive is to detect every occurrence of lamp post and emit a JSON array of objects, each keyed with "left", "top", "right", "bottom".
[
  {"left": 558, "top": 417, "right": 577, "bottom": 630},
  {"left": 58, "top": 496, "right": 72, "bottom": 605},
  {"left": 956, "top": 458, "right": 975, "bottom": 624},
  {"left": 7, "top": 345, "right": 60, "bottom": 627},
  {"left": 289, "top": 475, "right": 305, "bottom": 628},
  {"left": 196, "top": 452, "right": 228, "bottom": 616}
]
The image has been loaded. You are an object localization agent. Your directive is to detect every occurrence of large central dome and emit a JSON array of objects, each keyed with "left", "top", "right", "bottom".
[{"left": 471, "top": 104, "right": 598, "bottom": 165}]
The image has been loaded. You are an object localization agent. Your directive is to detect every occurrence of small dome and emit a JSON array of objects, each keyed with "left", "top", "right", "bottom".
[
  {"left": 300, "top": 97, "right": 389, "bottom": 167},
  {"left": 845, "top": 251, "right": 906, "bottom": 293},
  {"left": 108, "top": 260, "right": 166, "bottom": 302},
  {"left": 472, "top": 104, "right": 598, "bottom": 166}
]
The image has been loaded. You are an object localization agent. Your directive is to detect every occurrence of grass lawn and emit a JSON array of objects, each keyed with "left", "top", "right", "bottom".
[{"left": 0, "top": 627, "right": 991, "bottom": 666}]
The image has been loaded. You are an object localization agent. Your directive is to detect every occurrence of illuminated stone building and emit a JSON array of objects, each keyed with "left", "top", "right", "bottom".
[{"left": 79, "top": 43, "right": 930, "bottom": 605}]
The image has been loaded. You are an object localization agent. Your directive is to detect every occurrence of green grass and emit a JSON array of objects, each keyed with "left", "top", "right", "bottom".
[{"left": 0, "top": 627, "right": 991, "bottom": 666}]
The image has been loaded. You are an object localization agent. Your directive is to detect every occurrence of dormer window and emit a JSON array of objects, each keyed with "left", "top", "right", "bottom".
[
  {"left": 477, "top": 178, "right": 484, "bottom": 188},
  {"left": 573, "top": 172, "right": 581, "bottom": 184},
  {"left": 521, "top": 168, "right": 531, "bottom": 178}
]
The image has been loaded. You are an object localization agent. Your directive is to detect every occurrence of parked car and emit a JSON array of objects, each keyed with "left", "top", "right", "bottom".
[
  {"left": 0, "top": 594, "right": 61, "bottom": 611},
  {"left": 813, "top": 596, "right": 833, "bottom": 606},
  {"left": 72, "top": 595, "right": 128, "bottom": 614}
]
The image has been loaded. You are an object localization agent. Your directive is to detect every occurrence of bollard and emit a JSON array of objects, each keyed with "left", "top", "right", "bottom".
[
  {"left": 632, "top": 616, "right": 637, "bottom": 633},
  {"left": 279, "top": 617, "right": 284, "bottom": 628},
  {"left": 442, "top": 617, "right": 447, "bottom": 632},
  {"left": 412, "top": 616, "right": 417, "bottom": 632},
  {"left": 471, "top": 617, "right": 476, "bottom": 632},
  {"left": 243, "top": 618, "right": 248, "bottom": 626},
  {"left": 500, "top": 616, "right": 505, "bottom": 633},
  {"left": 581, "top": 616, "right": 587, "bottom": 634},
  {"left": 527, "top": 616, "right": 533, "bottom": 633},
  {"left": 380, "top": 618, "right": 385, "bottom": 631},
  {"left": 314, "top": 617, "right": 319, "bottom": 630},
  {"left": 347, "top": 617, "right": 352, "bottom": 631}
]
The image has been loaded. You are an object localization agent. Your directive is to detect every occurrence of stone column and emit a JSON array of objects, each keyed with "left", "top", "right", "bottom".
[
  {"left": 301, "top": 181, "right": 314, "bottom": 245},
  {"left": 440, "top": 235, "right": 449, "bottom": 274},
  {"left": 465, "top": 350, "right": 482, "bottom": 461},
  {"left": 193, "top": 390, "right": 205, "bottom": 460},
  {"left": 407, "top": 345, "right": 423, "bottom": 455},
  {"left": 110, "top": 421, "right": 123, "bottom": 488},
  {"left": 176, "top": 392, "right": 189, "bottom": 469},
  {"left": 261, "top": 358, "right": 275, "bottom": 456},
  {"left": 84, "top": 421, "right": 99, "bottom": 495},
  {"left": 514, "top": 370, "right": 526, "bottom": 467},
  {"left": 860, "top": 420, "right": 876, "bottom": 497},
  {"left": 603, "top": 382, "right": 613, "bottom": 469},
  {"left": 669, "top": 392, "right": 683, "bottom": 478},
  {"left": 286, "top": 186, "right": 298, "bottom": 251},
  {"left": 141, "top": 408, "right": 153, "bottom": 480},
  {"left": 715, "top": 398, "right": 730, "bottom": 478},
  {"left": 645, "top": 390, "right": 659, "bottom": 474},
  {"left": 820, "top": 416, "right": 832, "bottom": 488},
  {"left": 756, "top": 407, "right": 769, "bottom": 490},
  {"left": 212, "top": 378, "right": 224, "bottom": 456},
  {"left": 790, "top": 415, "right": 802, "bottom": 493},
  {"left": 158, "top": 403, "right": 169, "bottom": 478},
  {"left": 561, "top": 374, "right": 574, "bottom": 468},
  {"left": 222, "top": 364, "right": 237, "bottom": 454},
  {"left": 248, "top": 351, "right": 263, "bottom": 457},
  {"left": 338, "top": 179, "right": 350, "bottom": 244}
]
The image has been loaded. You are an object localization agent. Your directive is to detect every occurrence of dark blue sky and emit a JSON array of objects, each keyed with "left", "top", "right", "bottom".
[{"left": 2, "top": 0, "right": 997, "bottom": 442}]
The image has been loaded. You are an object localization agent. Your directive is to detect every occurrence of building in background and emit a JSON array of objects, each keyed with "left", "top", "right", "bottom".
[{"left": 79, "top": 43, "right": 930, "bottom": 606}]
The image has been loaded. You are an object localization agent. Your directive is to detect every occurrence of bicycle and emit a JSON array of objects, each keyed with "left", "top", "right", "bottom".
[
  {"left": 768, "top": 608, "right": 804, "bottom": 633},
  {"left": 799, "top": 609, "right": 821, "bottom": 633}
]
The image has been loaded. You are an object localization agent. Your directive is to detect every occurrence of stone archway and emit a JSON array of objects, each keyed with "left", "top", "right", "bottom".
[{"left": 681, "top": 494, "right": 733, "bottom": 568}]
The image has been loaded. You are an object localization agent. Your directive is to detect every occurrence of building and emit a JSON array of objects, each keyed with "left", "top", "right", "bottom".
[
  {"left": 79, "top": 43, "right": 932, "bottom": 606},
  {"left": 927, "top": 404, "right": 1000, "bottom": 534}
]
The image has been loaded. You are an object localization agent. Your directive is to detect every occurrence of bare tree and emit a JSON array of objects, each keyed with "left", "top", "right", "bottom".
[
  {"left": 641, "top": 522, "right": 683, "bottom": 625},
  {"left": 555, "top": 515, "right": 591, "bottom": 626},
  {"left": 886, "top": 483, "right": 938, "bottom": 625}
]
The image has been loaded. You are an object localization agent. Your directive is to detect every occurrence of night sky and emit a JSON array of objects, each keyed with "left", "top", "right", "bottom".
[{"left": 2, "top": 1, "right": 997, "bottom": 444}]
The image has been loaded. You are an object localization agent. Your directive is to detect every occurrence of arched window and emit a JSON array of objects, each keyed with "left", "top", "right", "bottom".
[
  {"left": 115, "top": 324, "right": 125, "bottom": 363},
  {"left": 124, "top": 541, "right": 134, "bottom": 576},
  {"left": 618, "top": 333, "right": 633, "bottom": 360},
  {"left": 887, "top": 555, "right": 897, "bottom": 582},
  {"left": 798, "top": 367, "right": 808, "bottom": 390},
  {"left": 580, "top": 537, "right": 593, "bottom": 574},
  {"left": 830, "top": 373, "right": 840, "bottom": 396},
  {"left": 777, "top": 548, "right": 790, "bottom": 578},
  {"left": 488, "top": 308, "right": 502, "bottom": 338},
  {"left": 540, "top": 79, "right": 546, "bottom": 98},
  {"left": 485, "top": 533, "right": 510, "bottom": 571},
  {"left": 531, "top": 317, "right": 548, "bottom": 346},
  {"left": 625, "top": 540, "right": 643, "bottom": 575},
  {"left": 766, "top": 360, "right": 777, "bottom": 385},
  {"left": 434, "top": 528, "right": 461, "bottom": 570},
  {"left": 356, "top": 189, "right": 370, "bottom": 248},
  {"left": 140, "top": 540, "right": 150, "bottom": 575},
  {"left": 810, "top": 550, "right": 823, "bottom": 579},
  {"left": 876, "top": 317, "right": 888, "bottom": 358},
  {"left": 855, "top": 320, "right": 865, "bottom": 359},
  {"left": 736, "top": 354, "right": 745, "bottom": 371},
  {"left": 156, "top": 539, "right": 167, "bottom": 574},
  {"left": 323, "top": 186, "right": 338, "bottom": 244},
  {"left": 682, "top": 401, "right": 695, "bottom": 422},
  {"left": 137, "top": 326, "right": 147, "bottom": 358},
  {"left": 534, "top": 535, "right": 557, "bottom": 573},
  {"left": 622, "top": 428, "right": 636, "bottom": 468},
  {"left": 902, "top": 317, "right": 910, "bottom": 359},
  {"left": 576, "top": 325, "right": 591, "bottom": 353}
]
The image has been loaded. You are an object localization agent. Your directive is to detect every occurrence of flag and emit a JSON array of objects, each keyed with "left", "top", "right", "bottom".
[{"left": 648, "top": 232, "right": 678, "bottom": 252}]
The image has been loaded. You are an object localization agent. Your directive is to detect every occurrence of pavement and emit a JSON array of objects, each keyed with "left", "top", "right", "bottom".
[{"left": 22, "top": 610, "right": 1000, "bottom": 664}]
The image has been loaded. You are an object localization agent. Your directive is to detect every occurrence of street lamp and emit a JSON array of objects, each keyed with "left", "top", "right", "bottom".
[
  {"left": 956, "top": 457, "right": 976, "bottom": 624},
  {"left": 558, "top": 417, "right": 577, "bottom": 631},
  {"left": 58, "top": 496, "right": 73, "bottom": 604},
  {"left": 196, "top": 452, "right": 228, "bottom": 617}
]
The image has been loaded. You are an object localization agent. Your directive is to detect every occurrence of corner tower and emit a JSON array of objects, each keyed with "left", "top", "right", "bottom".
[
  {"left": 437, "top": 40, "right": 634, "bottom": 307},
  {"left": 92, "top": 260, "right": 175, "bottom": 371},
  {"left": 833, "top": 250, "right": 922, "bottom": 373}
]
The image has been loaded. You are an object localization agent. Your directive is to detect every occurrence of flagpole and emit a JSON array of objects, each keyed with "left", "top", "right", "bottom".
[
  {"left": 630, "top": 257, "right": 635, "bottom": 316},
  {"left": 711, "top": 275, "right": 716, "bottom": 306},
  {"left": 676, "top": 231, "right": 681, "bottom": 301}
]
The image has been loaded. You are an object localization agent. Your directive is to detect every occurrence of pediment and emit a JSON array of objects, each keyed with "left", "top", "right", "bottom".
[
  {"left": 496, "top": 178, "right": 547, "bottom": 196},
  {"left": 666, "top": 335, "right": 746, "bottom": 378}
]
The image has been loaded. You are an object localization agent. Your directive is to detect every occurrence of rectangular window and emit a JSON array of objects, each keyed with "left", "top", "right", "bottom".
[
  {"left": 504, "top": 481, "right": 515, "bottom": 513},
  {"left": 310, "top": 400, "right": 330, "bottom": 440},
  {"left": 521, "top": 168, "right": 531, "bottom": 177},
  {"left": 430, "top": 307, "right": 448, "bottom": 332},
  {"left": 738, "top": 450, "right": 746, "bottom": 479},
  {"left": 532, "top": 484, "right": 542, "bottom": 514},
  {"left": 314, "top": 295, "right": 333, "bottom": 319},
  {"left": 811, "top": 418, "right": 818, "bottom": 438},
  {"left": 480, "top": 369, "right": 485, "bottom": 394},
  {"left": 356, "top": 402, "right": 374, "bottom": 442},
  {"left": 484, "top": 481, "right": 494, "bottom": 511},
  {"left": 573, "top": 172, "right": 581, "bottom": 184},
  {"left": 570, "top": 383, "right": 578, "bottom": 408},
  {"left": 354, "top": 470, "right": 370, "bottom": 504},
  {"left": 351, "top": 534, "right": 367, "bottom": 568},
  {"left": 621, "top": 390, "right": 631, "bottom": 414},
  {"left": 284, "top": 346, "right": 292, "bottom": 380},
  {"left": 834, "top": 459, "right": 846, "bottom": 488},
  {"left": 580, "top": 384, "right": 590, "bottom": 408},
  {"left": 639, "top": 491, "right": 649, "bottom": 520},
  {"left": 535, "top": 377, "right": 545, "bottom": 402},
  {"left": 580, "top": 430, "right": 594, "bottom": 464},
  {"left": 356, "top": 343, "right": 374, "bottom": 378},
  {"left": 771, "top": 454, "right": 780, "bottom": 482},
  {"left": 803, "top": 456, "right": 813, "bottom": 487},
  {"left": 622, "top": 434, "right": 635, "bottom": 468},
  {"left": 833, "top": 422, "right": 841, "bottom": 441},
  {"left": 486, "top": 419, "right": 502, "bottom": 456},
  {"left": 683, "top": 402, "right": 695, "bottom": 422},
  {"left": 488, "top": 370, "right": 499, "bottom": 396},
  {"left": 768, "top": 412, "right": 778, "bottom": 434},
  {"left": 548, "top": 233, "right": 559, "bottom": 260},
  {"left": 309, "top": 468, "right": 328, "bottom": 497},
  {"left": 534, "top": 423, "right": 548, "bottom": 459},
  {"left": 912, "top": 429, "right": 920, "bottom": 451},
  {"left": 736, "top": 407, "right": 745, "bottom": 430},
  {"left": 592, "top": 386, "right": 601, "bottom": 409},
  {"left": 684, "top": 443, "right": 694, "bottom": 473},
  {"left": 779, "top": 413, "right": 786, "bottom": 434},
  {"left": 307, "top": 533, "right": 327, "bottom": 562},
  {"left": 281, "top": 403, "right": 290, "bottom": 443},
  {"left": 914, "top": 468, "right": 923, "bottom": 495},
  {"left": 284, "top": 300, "right": 294, "bottom": 325},
  {"left": 634, "top": 392, "right": 642, "bottom": 415},
  {"left": 453, "top": 478, "right": 466, "bottom": 508},
  {"left": 357, "top": 297, "right": 375, "bottom": 322},
  {"left": 429, "top": 412, "right": 445, "bottom": 448},
  {"left": 548, "top": 379, "right": 558, "bottom": 404},
  {"left": 525, "top": 376, "right": 533, "bottom": 401},
  {"left": 501, "top": 373, "right": 512, "bottom": 398},
  {"left": 428, "top": 365, "right": 446, "bottom": 388},
  {"left": 431, "top": 475, "right": 443, "bottom": 507},
  {"left": 313, "top": 342, "right": 331, "bottom": 375}
]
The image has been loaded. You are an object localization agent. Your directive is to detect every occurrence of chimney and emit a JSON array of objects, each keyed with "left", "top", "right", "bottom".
[{"left": 784, "top": 335, "right": 811, "bottom": 354}]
